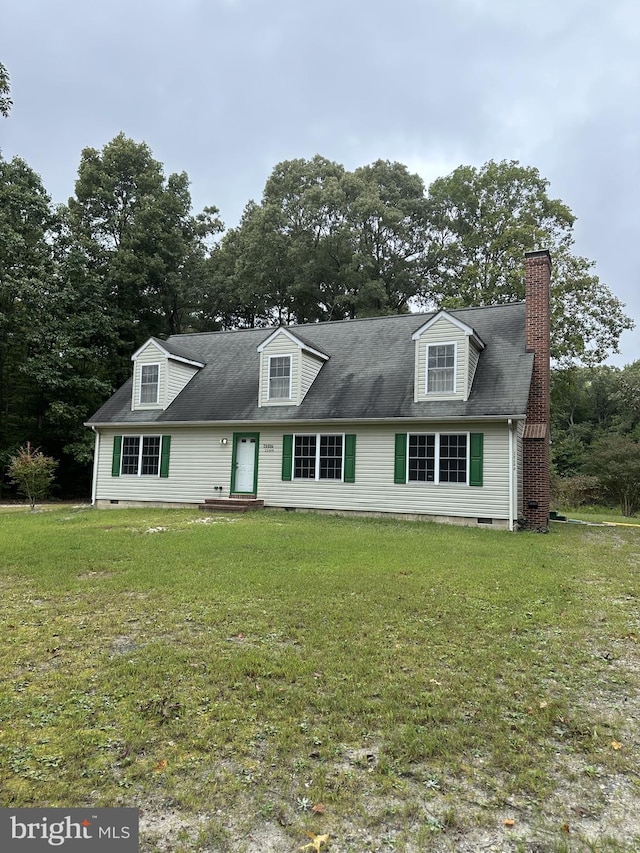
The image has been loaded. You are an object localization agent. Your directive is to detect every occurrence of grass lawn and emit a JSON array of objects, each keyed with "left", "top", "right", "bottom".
[
  {"left": 553, "top": 505, "right": 640, "bottom": 527},
  {"left": 1, "top": 507, "right": 639, "bottom": 852}
]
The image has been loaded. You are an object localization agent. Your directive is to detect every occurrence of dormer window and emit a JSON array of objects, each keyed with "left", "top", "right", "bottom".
[
  {"left": 140, "top": 364, "right": 160, "bottom": 404},
  {"left": 268, "top": 355, "right": 292, "bottom": 400},
  {"left": 426, "top": 344, "right": 455, "bottom": 394}
]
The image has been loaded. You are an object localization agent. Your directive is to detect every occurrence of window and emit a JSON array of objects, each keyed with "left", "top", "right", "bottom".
[
  {"left": 294, "top": 434, "right": 343, "bottom": 480},
  {"left": 269, "top": 355, "right": 291, "bottom": 400},
  {"left": 408, "top": 434, "right": 436, "bottom": 482},
  {"left": 408, "top": 432, "right": 467, "bottom": 484},
  {"left": 121, "top": 436, "right": 161, "bottom": 476},
  {"left": 438, "top": 434, "right": 467, "bottom": 483},
  {"left": 140, "top": 364, "right": 160, "bottom": 404},
  {"left": 427, "top": 344, "right": 455, "bottom": 393}
]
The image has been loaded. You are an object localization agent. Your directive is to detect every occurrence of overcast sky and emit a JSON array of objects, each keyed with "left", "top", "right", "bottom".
[{"left": 1, "top": 0, "right": 638, "bottom": 365}]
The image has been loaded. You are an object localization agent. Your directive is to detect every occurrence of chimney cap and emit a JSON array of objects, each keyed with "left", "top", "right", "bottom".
[{"left": 525, "top": 248, "right": 552, "bottom": 268}]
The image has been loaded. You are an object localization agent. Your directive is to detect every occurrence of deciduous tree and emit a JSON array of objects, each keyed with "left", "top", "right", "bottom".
[
  {"left": 0, "top": 61, "right": 11, "bottom": 118},
  {"left": 585, "top": 435, "right": 640, "bottom": 516},
  {"left": 425, "top": 160, "right": 633, "bottom": 363},
  {"left": 0, "top": 154, "right": 55, "bottom": 454},
  {"left": 67, "top": 133, "right": 221, "bottom": 380}
]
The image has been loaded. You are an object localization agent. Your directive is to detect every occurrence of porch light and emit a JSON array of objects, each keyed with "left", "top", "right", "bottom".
[{"left": 220, "top": 438, "right": 228, "bottom": 445}]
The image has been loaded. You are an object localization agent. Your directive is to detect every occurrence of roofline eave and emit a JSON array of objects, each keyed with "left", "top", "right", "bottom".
[{"left": 86, "top": 413, "right": 529, "bottom": 429}]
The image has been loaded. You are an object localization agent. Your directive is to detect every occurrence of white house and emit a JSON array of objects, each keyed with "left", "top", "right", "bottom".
[{"left": 87, "top": 251, "right": 552, "bottom": 530}]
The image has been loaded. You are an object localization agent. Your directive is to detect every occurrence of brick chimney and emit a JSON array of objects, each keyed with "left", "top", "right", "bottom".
[{"left": 522, "top": 249, "right": 551, "bottom": 531}]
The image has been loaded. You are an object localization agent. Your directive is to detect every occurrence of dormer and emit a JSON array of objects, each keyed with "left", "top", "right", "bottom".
[
  {"left": 131, "top": 338, "right": 204, "bottom": 411},
  {"left": 411, "top": 311, "right": 485, "bottom": 403},
  {"left": 257, "top": 328, "right": 329, "bottom": 407}
]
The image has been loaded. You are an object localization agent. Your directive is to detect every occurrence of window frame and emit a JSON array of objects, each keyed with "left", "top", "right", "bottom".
[
  {"left": 407, "top": 431, "right": 469, "bottom": 485},
  {"left": 140, "top": 363, "right": 160, "bottom": 405},
  {"left": 267, "top": 354, "right": 292, "bottom": 401},
  {"left": 292, "top": 432, "right": 345, "bottom": 481},
  {"left": 425, "top": 343, "right": 457, "bottom": 395},
  {"left": 120, "top": 435, "right": 162, "bottom": 477}
]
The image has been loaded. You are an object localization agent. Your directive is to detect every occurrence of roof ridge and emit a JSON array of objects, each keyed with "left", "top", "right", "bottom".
[{"left": 163, "top": 301, "right": 527, "bottom": 345}]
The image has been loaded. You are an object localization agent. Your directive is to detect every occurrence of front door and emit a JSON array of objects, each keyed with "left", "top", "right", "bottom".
[{"left": 232, "top": 433, "right": 259, "bottom": 494}]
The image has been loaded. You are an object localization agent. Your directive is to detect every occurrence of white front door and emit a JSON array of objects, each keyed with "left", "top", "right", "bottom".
[{"left": 234, "top": 436, "right": 256, "bottom": 493}]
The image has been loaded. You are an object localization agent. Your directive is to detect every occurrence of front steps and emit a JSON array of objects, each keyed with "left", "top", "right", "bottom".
[{"left": 198, "top": 497, "right": 265, "bottom": 514}]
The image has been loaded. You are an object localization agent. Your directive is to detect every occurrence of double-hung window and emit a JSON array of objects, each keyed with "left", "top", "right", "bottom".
[
  {"left": 426, "top": 344, "right": 455, "bottom": 393},
  {"left": 408, "top": 433, "right": 467, "bottom": 484},
  {"left": 294, "top": 434, "right": 343, "bottom": 480},
  {"left": 140, "top": 364, "right": 160, "bottom": 404},
  {"left": 121, "top": 436, "right": 161, "bottom": 476},
  {"left": 269, "top": 355, "right": 291, "bottom": 400}
]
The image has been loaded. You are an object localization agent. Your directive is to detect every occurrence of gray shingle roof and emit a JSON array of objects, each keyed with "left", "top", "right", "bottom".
[
  {"left": 87, "top": 304, "right": 534, "bottom": 425},
  {"left": 147, "top": 336, "right": 206, "bottom": 364}
]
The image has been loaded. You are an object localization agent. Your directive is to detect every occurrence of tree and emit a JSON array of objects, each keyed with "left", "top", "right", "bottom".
[
  {"left": 614, "top": 360, "right": 640, "bottom": 439},
  {"left": 425, "top": 160, "right": 634, "bottom": 364},
  {"left": 0, "top": 154, "right": 55, "bottom": 456},
  {"left": 7, "top": 443, "right": 58, "bottom": 509},
  {"left": 585, "top": 435, "right": 640, "bottom": 516},
  {"left": 214, "top": 156, "right": 435, "bottom": 326},
  {"left": 0, "top": 61, "right": 11, "bottom": 118},
  {"left": 20, "top": 205, "right": 119, "bottom": 473},
  {"left": 67, "top": 133, "right": 222, "bottom": 382},
  {"left": 348, "top": 160, "right": 433, "bottom": 316}
]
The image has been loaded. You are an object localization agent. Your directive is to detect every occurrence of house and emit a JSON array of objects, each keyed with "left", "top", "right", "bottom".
[{"left": 86, "top": 250, "right": 551, "bottom": 531}]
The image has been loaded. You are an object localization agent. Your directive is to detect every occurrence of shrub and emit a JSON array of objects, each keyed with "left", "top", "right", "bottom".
[
  {"left": 551, "top": 473, "right": 601, "bottom": 509},
  {"left": 584, "top": 435, "right": 640, "bottom": 517},
  {"left": 7, "top": 443, "right": 58, "bottom": 510}
]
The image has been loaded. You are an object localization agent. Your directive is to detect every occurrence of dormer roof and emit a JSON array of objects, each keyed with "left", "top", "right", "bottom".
[
  {"left": 411, "top": 310, "right": 486, "bottom": 350},
  {"left": 131, "top": 337, "right": 205, "bottom": 368},
  {"left": 257, "top": 327, "right": 329, "bottom": 361}
]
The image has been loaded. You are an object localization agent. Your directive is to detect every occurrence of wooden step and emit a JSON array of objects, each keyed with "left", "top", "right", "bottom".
[{"left": 198, "top": 497, "right": 264, "bottom": 513}]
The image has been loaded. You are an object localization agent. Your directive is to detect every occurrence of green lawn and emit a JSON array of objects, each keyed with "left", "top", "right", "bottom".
[
  {"left": 554, "top": 504, "right": 640, "bottom": 526},
  {"left": 1, "top": 507, "right": 639, "bottom": 852}
]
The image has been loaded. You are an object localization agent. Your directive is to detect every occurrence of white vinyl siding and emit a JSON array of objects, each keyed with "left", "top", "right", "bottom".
[
  {"left": 300, "top": 351, "right": 324, "bottom": 401},
  {"left": 167, "top": 360, "right": 199, "bottom": 403},
  {"left": 132, "top": 343, "right": 200, "bottom": 411},
  {"left": 97, "top": 427, "right": 233, "bottom": 504},
  {"left": 259, "top": 334, "right": 300, "bottom": 406},
  {"left": 133, "top": 344, "right": 166, "bottom": 409},
  {"left": 468, "top": 344, "right": 480, "bottom": 397},
  {"left": 517, "top": 419, "right": 525, "bottom": 517},
  {"left": 265, "top": 422, "right": 511, "bottom": 520},
  {"left": 94, "top": 422, "right": 514, "bottom": 523},
  {"left": 414, "top": 318, "right": 467, "bottom": 402}
]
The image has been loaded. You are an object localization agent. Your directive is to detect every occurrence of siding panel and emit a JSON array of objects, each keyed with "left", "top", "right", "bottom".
[
  {"left": 415, "top": 319, "right": 467, "bottom": 402},
  {"left": 259, "top": 334, "right": 300, "bottom": 406},
  {"left": 300, "top": 352, "right": 324, "bottom": 401},
  {"left": 95, "top": 422, "right": 513, "bottom": 521},
  {"left": 167, "top": 361, "right": 199, "bottom": 404},
  {"left": 132, "top": 343, "right": 166, "bottom": 409}
]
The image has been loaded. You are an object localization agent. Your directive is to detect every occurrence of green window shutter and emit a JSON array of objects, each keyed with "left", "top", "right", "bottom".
[
  {"left": 160, "top": 435, "right": 171, "bottom": 478},
  {"left": 394, "top": 433, "right": 407, "bottom": 484},
  {"left": 282, "top": 434, "right": 293, "bottom": 481},
  {"left": 344, "top": 434, "right": 356, "bottom": 483},
  {"left": 469, "top": 432, "right": 483, "bottom": 486},
  {"left": 111, "top": 435, "right": 122, "bottom": 477}
]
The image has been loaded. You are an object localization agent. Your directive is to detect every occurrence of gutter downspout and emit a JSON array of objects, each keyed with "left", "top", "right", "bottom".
[
  {"left": 91, "top": 427, "right": 99, "bottom": 506},
  {"left": 508, "top": 418, "right": 514, "bottom": 532}
]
